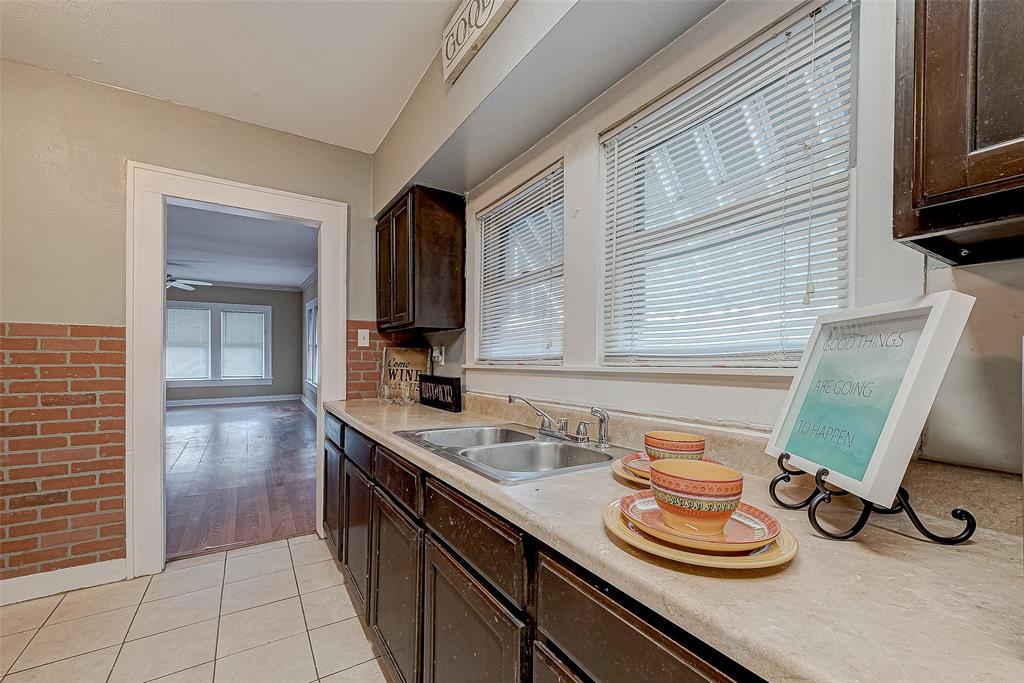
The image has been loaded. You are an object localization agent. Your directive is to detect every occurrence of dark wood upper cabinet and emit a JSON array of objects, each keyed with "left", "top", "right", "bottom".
[
  {"left": 375, "top": 186, "right": 465, "bottom": 331},
  {"left": 369, "top": 488, "right": 424, "bottom": 683},
  {"left": 893, "top": 0, "right": 1024, "bottom": 264}
]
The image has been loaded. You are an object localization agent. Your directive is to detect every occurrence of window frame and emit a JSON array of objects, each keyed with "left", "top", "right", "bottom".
[
  {"left": 165, "top": 301, "right": 273, "bottom": 388},
  {"left": 304, "top": 297, "right": 319, "bottom": 388},
  {"left": 473, "top": 160, "right": 566, "bottom": 365}
]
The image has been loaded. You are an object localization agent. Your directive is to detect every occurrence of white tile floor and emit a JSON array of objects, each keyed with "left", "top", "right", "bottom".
[{"left": 0, "top": 535, "right": 386, "bottom": 683}]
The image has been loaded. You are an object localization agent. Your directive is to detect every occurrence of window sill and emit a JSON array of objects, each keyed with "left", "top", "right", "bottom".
[
  {"left": 463, "top": 363, "right": 796, "bottom": 378},
  {"left": 166, "top": 377, "right": 274, "bottom": 388}
]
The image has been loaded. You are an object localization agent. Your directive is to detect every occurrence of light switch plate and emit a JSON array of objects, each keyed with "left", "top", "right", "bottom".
[{"left": 357, "top": 329, "right": 370, "bottom": 347}]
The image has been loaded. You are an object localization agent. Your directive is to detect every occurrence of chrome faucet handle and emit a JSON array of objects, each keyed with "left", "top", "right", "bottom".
[
  {"left": 590, "top": 407, "right": 610, "bottom": 448},
  {"left": 575, "top": 421, "right": 591, "bottom": 441},
  {"left": 555, "top": 417, "right": 568, "bottom": 434}
]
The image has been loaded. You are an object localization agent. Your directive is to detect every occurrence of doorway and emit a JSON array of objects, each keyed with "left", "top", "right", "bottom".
[
  {"left": 162, "top": 199, "right": 321, "bottom": 558},
  {"left": 126, "top": 163, "right": 347, "bottom": 577}
]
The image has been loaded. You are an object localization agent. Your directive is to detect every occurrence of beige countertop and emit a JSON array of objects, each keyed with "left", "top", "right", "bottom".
[{"left": 325, "top": 399, "right": 1024, "bottom": 683}]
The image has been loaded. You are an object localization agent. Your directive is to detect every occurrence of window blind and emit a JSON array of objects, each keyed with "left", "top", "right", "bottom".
[
  {"left": 305, "top": 301, "right": 319, "bottom": 385},
  {"left": 602, "top": 0, "right": 855, "bottom": 367},
  {"left": 222, "top": 311, "right": 266, "bottom": 378},
  {"left": 477, "top": 164, "right": 565, "bottom": 362},
  {"left": 166, "top": 308, "right": 211, "bottom": 379}
]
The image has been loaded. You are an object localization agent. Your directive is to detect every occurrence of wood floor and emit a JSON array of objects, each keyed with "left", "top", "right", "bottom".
[{"left": 165, "top": 400, "right": 316, "bottom": 559}]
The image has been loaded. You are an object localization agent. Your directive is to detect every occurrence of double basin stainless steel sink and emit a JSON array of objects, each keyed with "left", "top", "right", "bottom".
[{"left": 395, "top": 424, "right": 632, "bottom": 484}]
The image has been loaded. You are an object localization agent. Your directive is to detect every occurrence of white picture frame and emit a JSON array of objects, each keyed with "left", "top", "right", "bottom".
[{"left": 766, "top": 290, "right": 975, "bottom": 507}]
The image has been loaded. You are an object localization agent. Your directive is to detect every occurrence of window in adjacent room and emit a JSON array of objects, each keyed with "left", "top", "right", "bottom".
[
  {"left": 165, "top": 302, "right": 272, "bottom": 385},
  {"left": 305, "top": 298, "right": 319, "bottom": 386},
  {"left": 602, "top": 0, "right": 856, "bottom": 367},
  {"left": 476, "top": 162, "right": 565, "bottom": 363}
]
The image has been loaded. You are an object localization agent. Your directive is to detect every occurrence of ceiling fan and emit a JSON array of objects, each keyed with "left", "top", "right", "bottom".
[{"left": 166, "top": 274, "right": 212, "bottom": 291}]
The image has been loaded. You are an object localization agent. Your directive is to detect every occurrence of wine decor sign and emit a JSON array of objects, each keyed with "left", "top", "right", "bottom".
[
  {"left": 766, "top": 290, "right": 974, "bottom": 507},
  {"left": 418, "top": 375, "right": 462, "bottom": 413},
  {"left": 442, "top": 0, "right": 518, "bottom": 84},
  {"left": 382, "top": 347, "right": 430, "bottom": 395}
]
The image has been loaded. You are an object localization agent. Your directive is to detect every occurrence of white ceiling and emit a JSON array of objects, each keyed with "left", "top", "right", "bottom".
[
  {"left": 166, "top": 201, "right": 318, "bottom": 289},
  {"left": 0, "top": 0, "right": 460, "bottom": 153}
]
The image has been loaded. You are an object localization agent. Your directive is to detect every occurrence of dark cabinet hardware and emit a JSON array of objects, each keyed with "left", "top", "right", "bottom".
[
  {"left": 370, "top": 488, "right": 424, "bottom": 683},
  {"left": 341, "top": 457, "right": 373, "bottom": 614},
  {"left": 893, "top": 0, "right": 1024, "bottom": 264},
  {"left": 424, "top": 478, "right": 528, "bottom": 610},
  {"left": 375, "top": 186, "right": 466, "bottom": 331},
  {"left": 423, "top": 537, "right": 526, "bottom": 683}
]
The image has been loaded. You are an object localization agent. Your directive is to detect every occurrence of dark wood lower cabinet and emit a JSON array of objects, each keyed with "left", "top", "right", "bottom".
[
  {"left": 423, "top": 537, "right": 526, "bottom": 683},
  {"left": 330, "top": 413, "right": 754, "bottom": 683},
  {"left": 369, "top": 489, "right": 423, "bottom": 683},
  {"left": 341, "top": 457, "right": 372, "bottom": 612},
  {"left": 323, "top": 440, "right": 341, "bottom": 554}
]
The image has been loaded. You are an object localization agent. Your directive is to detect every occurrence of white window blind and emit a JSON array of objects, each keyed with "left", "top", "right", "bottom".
[
  {"left": 305, "top": 299, "right": 319, "bottom": 386},
  {"left": 221, "top": 311, "right": 266, "bottom": 378},
  {"left": 602, "top": 0, "right": 855, "bottom": 367},
  {"left": 477, "top": 163, "right": 565, "bottom": 362},
  {"left": 166, "top": 308, "right": 211, "bottom": 380}
]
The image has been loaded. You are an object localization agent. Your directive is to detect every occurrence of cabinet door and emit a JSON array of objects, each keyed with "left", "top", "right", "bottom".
[
  {"left": 915, "top": 0, "right": 1024, "bottom": 205},
  {"left": 369, "top": 490, "right": 423, "bottom": 683},
  {"left": 341, "top": 458, "right": 372, "bottom": 612},
  {"left": 376, "top": 216, "right": 393, "bottom": 325},
  {"left": 423, "top": 537, "right": 525, "bottom": 683},
  {"left": 324, "top": 441, "right": 341, "bottom": 555},
  {"left": 533, "top": 642, "right": 585, "bottom": 683},
  {"left": 390, "top": 196, "right": 414, "bottom": 327}
]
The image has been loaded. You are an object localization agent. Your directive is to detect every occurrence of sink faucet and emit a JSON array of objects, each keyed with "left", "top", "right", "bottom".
[
  {"left": 590, "top": 407, "right": 610, "bottom": 449},
  {"left": 508, "top": 395, "right": 559, "bottom": 433},
  {"left": 507, "top": 395, "right": 589, "bottom": 443}
]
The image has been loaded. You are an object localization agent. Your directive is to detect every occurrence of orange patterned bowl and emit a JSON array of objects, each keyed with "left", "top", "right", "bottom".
[
  {"left": 644, "top": 431, "right": 705, "bottom": 461},
  {"left": 649, "top": 460, "right": 743, "bottom": 536}
]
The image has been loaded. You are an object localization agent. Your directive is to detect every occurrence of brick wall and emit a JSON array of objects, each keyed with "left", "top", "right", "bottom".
[
  {"left": 0, "top": 323, "right": 126, "bottom": 580},
  {"left": 345, "top": 320, "right": 424, "bottom": 400}
]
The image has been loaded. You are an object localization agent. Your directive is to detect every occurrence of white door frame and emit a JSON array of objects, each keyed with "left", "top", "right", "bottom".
[{"left": 126, "top": 162, "right": 347, "bottom": 578}]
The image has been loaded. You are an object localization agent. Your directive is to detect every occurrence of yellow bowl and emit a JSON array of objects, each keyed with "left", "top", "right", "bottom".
[
  {"left": 649, "top": 459, "right": 743, "bottom": 536},
  {"left": 644, "top": 430, "right": 705, "bottom": 461}
]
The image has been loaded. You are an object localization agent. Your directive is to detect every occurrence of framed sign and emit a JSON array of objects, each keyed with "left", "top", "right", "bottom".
[
  {"left": 419, "top": 375, "right": 462, "bottom": 412},
  {"left": 766, "top": 290, "right": 974, "bottom": 507},
  {"left": 382, "top": 347, "right": 430, "bottom": 395},
  {"left": 442, "top": 0, "right": 518, "bottom": 84}
]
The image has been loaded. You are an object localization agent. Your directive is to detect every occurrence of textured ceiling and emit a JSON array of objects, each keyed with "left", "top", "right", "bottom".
[
  {"left": 1, "top": 0, "right": 460, "bottom": 153},
  {"left": 166, "top": 202, "right": 318, "bottom": 289}
]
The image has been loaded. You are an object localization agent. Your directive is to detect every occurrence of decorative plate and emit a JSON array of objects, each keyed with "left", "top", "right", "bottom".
[
  {"left": 610, "top": 457, "right": 648, "bottom": 487},
  {"left": 622, "top": 452, "right": 651, "bottom": 479},
  {"left": 602, "top": 501, "right": 798, "bottom": 570},
  {"left": 618, "top": 491, "right": 781, "bottom": 552}
]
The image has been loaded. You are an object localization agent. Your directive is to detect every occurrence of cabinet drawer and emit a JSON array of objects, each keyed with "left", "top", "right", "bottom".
[
  {"left": 533, "top": 642, "right": 584, "bottom": 683},
  {"left": 325, "top": 412, "right": 343, "bottom": 449},
  {"left": 374, "top": 446, "right": 423, "bottom": 517},
  {"left": 424, "top": 479, "right": 527, "bottom": 610},
  {"left": 344, "top": 427, "right": 374, "bottom": 475},
  {"left": 537, "top": 553, "right": 731, "bottom": 683}
]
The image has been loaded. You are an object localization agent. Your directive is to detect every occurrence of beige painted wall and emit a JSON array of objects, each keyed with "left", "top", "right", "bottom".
[
  {"left": 924, "top": 261, "right": 1024, "bottom": 473},
  {"left": 0, "top": 59, "right": 375, "bottom": 325},
  {"left": 164, "top": 286, "right": 303, "bottom": 401},
  {"left": 371, "top": 1, "right": 576, "bottom": 215}
]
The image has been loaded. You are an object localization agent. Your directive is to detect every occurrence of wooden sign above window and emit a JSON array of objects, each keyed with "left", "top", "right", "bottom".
[{"left": 442, "top": 0, "right": 518, "bottom": 84}]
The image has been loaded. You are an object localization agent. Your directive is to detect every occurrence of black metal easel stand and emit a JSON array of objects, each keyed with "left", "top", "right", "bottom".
[{"left": 768, "top": 454, "right": 976, "bottom": 544}]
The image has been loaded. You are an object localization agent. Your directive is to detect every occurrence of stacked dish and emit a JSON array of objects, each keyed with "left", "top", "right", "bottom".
[{"left": 606, "top": 433, "right": 797, "bottom": 569}]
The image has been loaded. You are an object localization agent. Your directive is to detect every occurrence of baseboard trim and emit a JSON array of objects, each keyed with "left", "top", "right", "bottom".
[
  {"left": 165, "top": 394, "right": 303, "bottom": 407},
  {"left": 0, "top": 559, "right": 128, "bottom": 605},
  {"left": 300, "top": 394, "right": 316, "bottom": 415}
]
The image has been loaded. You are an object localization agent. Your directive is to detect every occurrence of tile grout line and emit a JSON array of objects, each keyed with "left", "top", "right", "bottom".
[
  {"left": 105, "top": 574, "right": 153, "bottom": 683},
  {"left": 5, "top": 591, "right": 67, "bottom": 675},
  {"left": 289, "top": 541, "right": 321, "bottom": 680},
  {"left": 212, "top": 543, "right": 228, "bottom": 683}
]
